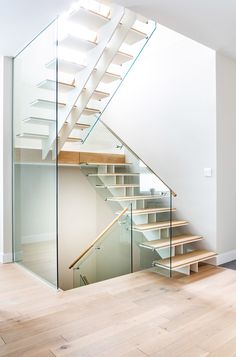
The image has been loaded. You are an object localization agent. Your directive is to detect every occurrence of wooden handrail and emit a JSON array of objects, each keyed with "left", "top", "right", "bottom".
[
  {"left": 69, "top": 207, "right": 129, "bottom": 269},
  {"left": 100, "top": 120, "right": 177, "bottom": 197}
]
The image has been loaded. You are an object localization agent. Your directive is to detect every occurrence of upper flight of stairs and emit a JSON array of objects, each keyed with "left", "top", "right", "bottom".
[
  {"left": 80, "top": 160, "right": 217, "bottom": 276},
  {"left": 15, "top": 0, "right": 154, "bottom": 158}
]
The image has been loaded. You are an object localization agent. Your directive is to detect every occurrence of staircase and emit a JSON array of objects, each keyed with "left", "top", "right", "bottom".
[
  {"left": 15, "top": 0, "right": 154, "bottom": 157},
  {"left": 77, "top": 157, "right": 216, "bottom": 277},
  {"left": 13, "top": 0, "right": 216, "bottom": 287}
]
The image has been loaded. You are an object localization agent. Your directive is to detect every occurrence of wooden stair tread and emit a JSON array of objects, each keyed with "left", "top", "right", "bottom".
[
  {"left": 24, "top": 117, "right": 90, "bottom": 131},
  {"left": 46, "top": 58, "right": 85, "bottom": 73},
  {"left": 24, "top": 117, "right": 55, "bottom": 124},
  {"left": 80, "top": 162, "right": 131, "bottom": 166},
  {"left": 117, "top": 50, "right": 133, "bottom": 59},
  {"left": 83, "top": 107, "right": 101, "bottom": 114},
  {"left": 97, "top": 184, "right": 139, "bottom": 188},
  {"left": 91, "top": 89, "right": 110, "bottom": 100},
  {"left": 113, "top": 51, "right": 134, "bottom": 65},
  {"left": 59, "top": 35, "right": 97, "bottom": 51},
  {"left": 125, "top": 27, "right": 147, "bottom": 45},
  {"left": 37, "top": 80, "right": 109, "bottom": 100},
  {"left": 102, "top": 71, "right": 122, "bottom": 83},
  {"left": 30, "top": 99, "right": 66, "bottom": 107},
  {"left": 46, "top": 59, "right": 122, "bottom": 82},
  {"left": 88, "top": 173, "right": 139, "bottom": 177},
  {"left": 133, "top": 220, "right": 188, "bottom": 231},
  {"left": 69, "top": 7, "right": 110, "bottom": 31},
  {"left": 37, "top": 79, "right": 76, "bottom": 90},
  {"left": 131, "top": 207, "right": 176, "bottom": 215},
  {"left": 69, "top": 123, "right": 90, "bottom": 130},
  {"left": 66, "top": 137, "right": 82, "bottom": 142},
  {"left": 107, "top": 195, "right": 167, "bottom": 202},
  {"left": 16, "top": 133, "right": 48, "bottom": 139},
  {"left": 154, "top": 250, "right": 217, "bottom": 269},
  {"left": 69, "top": 9, "right": 147, "bottom": 45},
  {"left": 140, "top": 234, "right": 202, "bottom": 249},
  {"left": 30, "top": 100, "right": 100, "bottom": 114}
]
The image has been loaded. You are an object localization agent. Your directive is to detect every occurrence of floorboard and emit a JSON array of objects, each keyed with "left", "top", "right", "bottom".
[{"left": 0, "top": 263, "right": 236, "bottom": 356}]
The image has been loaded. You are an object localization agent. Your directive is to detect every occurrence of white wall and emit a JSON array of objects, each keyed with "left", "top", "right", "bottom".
[
  {"left": 216, "top": 53, "right": 236, "bottom": 263},
  {"left": 0, "top": 56, "right": 4, "bottom": 261},
  {"left": 0, "top": 56, "right": 12, "bottom": 263},
  {"left": 13, "top": 164, "right": 114, "bottom": 289},
  {"left": 58, "top": 166, "right": 114, "bottom": 290},
  {"left": 103, "top": 24, "right": 217, "bottom": 251}
]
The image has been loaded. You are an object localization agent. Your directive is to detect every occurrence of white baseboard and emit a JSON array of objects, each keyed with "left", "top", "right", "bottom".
[
  {"left": 0, "top": 252, "right": 13, "bottom": 264},
  {"left": 216, "top": 250, "right": 236, "bottom": 265},
  {"left": 22, "top": 233, "right": 56, "bottom": 244}
]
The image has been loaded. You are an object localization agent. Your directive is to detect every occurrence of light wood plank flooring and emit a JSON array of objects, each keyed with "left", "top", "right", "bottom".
[{"left": 1, "top": 263, "right": 236, "bottom": 356}]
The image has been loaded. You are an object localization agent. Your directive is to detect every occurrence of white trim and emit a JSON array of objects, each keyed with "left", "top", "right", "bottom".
[
  {"left": 216, "top": 250, "right": 236, "bottom": 265},
  {"left": 15, "top": 263, "right": 57, "bottom": 290},
  {"left": 0, "top": 252, "right": 12, "bottom": 263},
  {"left": 22, "top": 233, "right": 56, "bottom": 244}
]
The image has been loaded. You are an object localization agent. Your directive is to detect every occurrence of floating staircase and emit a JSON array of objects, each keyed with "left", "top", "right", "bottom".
[
  {"left": 15, "top": 0, "right": 153, "bottom": 155},
  {"left": 14, "top": 0, "right": 216, "bottom": 281},
  {"left": 79, "top": 160, "right": 217, "bottom": 276}
]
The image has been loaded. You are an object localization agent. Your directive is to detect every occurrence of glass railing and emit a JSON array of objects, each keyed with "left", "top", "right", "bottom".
[
  {"left": 68, "top": 118, "right": 174, "bottom": 287},
  {"left": 72, "top": 207, "right": 133, "bottom": 287},
  {"left": 13, "top": 1, "right": 156, "bottom": 162},
  {"left": 56, "top": 3, "right": 156, "bottom": 150},
  {"left": 13, "top": 20, "right": 58, "bottom": 287}
]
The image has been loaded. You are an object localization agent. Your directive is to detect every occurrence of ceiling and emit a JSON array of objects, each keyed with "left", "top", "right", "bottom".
[
  {"left": 1, "top": 0, "right": 236, "bottom": 60},
  {"left": 0, "top": 0, "right": 69, "bottom": 56},
  {"left": 116, "top": 0, "right": 236, "bottom": 60}
]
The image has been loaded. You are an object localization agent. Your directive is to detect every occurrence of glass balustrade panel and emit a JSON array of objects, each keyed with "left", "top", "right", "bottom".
[{"left": 13, "top": 20, "right": 58, "bottom": 287}]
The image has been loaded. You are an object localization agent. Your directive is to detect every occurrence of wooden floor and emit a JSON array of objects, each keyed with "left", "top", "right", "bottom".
[{"left": 1, "top": 264, "right": 236, "bottom": 356}]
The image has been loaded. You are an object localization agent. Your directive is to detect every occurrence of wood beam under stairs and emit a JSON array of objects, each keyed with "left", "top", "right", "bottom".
[{"left": 14, "top": 149, "right": 126, "bottom": 165}]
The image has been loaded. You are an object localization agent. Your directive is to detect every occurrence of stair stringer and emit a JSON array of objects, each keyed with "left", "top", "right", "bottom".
[
  {"left": 79, "top": 164, "right": 216, "bottom": 275},
  {"left": 82, "top": 166, "right": 174, "bottom": 267},
  {"left": 103, "top": 184, "right": 173, "bottom": 263}
]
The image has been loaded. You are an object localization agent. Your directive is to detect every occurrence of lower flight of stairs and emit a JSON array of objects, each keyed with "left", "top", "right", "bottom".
[{"left": 78, "top": 159, "right": 217, "bottom": 276}]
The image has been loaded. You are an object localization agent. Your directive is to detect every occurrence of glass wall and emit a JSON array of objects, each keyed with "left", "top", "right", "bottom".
[
  {"left": 73, "top": 206, "right": 133, "bottom": 288},
  {"left": 12, "top": 1, "right": 158, "bottom": 289},
  {"left": 13, "top": 21, "right": 58, "bottom": 287}
]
